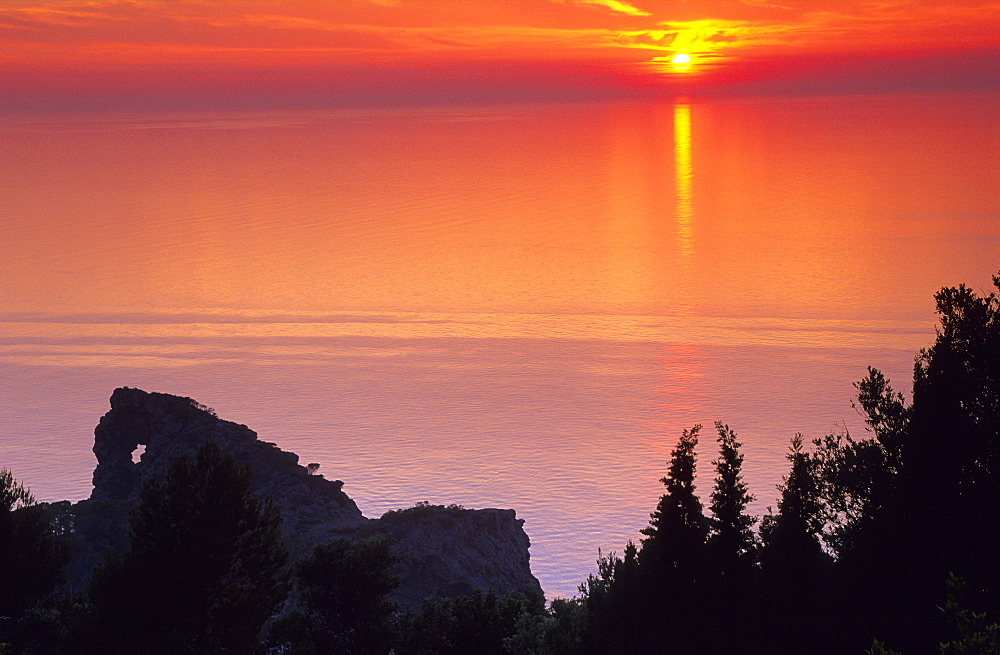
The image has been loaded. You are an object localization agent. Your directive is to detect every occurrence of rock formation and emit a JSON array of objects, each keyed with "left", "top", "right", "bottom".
[{"left": 52, "top": 387, "right": 541, "bottom": 605}]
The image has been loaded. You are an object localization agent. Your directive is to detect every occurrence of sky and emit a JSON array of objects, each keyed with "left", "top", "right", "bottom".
[{"left": 1, "top": 0, "right": 999, "bottom": 109}]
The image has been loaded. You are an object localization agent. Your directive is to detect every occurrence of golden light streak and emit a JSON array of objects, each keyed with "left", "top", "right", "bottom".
[
  {"left": 570, "top": 0, "right": 651, "bottom": 18},
  {"left": 674, "top": 101, "right": 693, "bottom": 263}
]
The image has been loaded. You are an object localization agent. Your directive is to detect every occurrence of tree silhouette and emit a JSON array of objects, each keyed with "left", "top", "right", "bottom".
[
  {"left": 562, "top": 275, "right": 1000, "bottom": 653},
  {"left": 572, "top": 544, "right": 643, "bottom": 654},
  {"left": 707, "top": 422, "right": 757, "bottom": 576},
  {"left": 761, "top": 434, "right": 825, "bottom": 552},
  {"left": 810, "top": 277, "right": 1000, "bottom": 651},
  {"left": 702, "top": 423, "right": 759, "bottom": 652},
  {"left": 640, "top": 425, "right": 708, "bottom": 573},
  {"left": 759, "top": 434, "right": 833, "bottom": 652},
  {"left": 0, "top": 469, "right": 69, "bottom": 630},
  {"left": 269, "top": 535, "right": 400, "bottom": 655},
  {"left": 638, "top": 424, "right": 709, "bottom": 652},
  {"left": 84, "top": 441, "right": 290, "bottom": 654},
  {"left": 390, "top": 587, "right": 547, "bottom": 655},
  {"left": 909, "top": 279, "right": 1000, "bottom": 584}
]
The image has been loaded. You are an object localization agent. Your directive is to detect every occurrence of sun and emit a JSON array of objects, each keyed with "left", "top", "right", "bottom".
[{"left": 671, "top": 53, "right": 692, "bottom": 71}]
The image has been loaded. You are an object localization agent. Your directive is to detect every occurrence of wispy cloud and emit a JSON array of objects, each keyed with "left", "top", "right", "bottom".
[
  {"left": 0, "top": 3, "right": 128, "bottom": 29},
  {"left": 564, "top": 0, "right": 652, "bottom": 17},
  {"left": 1, "top": 0, "right": 997, "bottom": 101}
]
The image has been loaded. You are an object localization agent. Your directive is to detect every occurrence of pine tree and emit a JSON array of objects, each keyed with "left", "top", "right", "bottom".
[
  {"left": 639, "top": 425, "right": 709, "bottom": 651},
  {"left": 759, "top": 434, "right": 833, "bottom": 652},
  {"left": 640, "top": 425, "right": 708, "bottom": 571},
  {"left": 708, "top": 422, "right": 757, "bottom": 576},
  {"left": 760, "top": 434, "right": 826, "bottom": 567}
]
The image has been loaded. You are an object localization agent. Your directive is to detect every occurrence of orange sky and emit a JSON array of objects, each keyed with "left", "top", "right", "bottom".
[{"left": 2, "top": 0, "right": 998, "bottom": 109}]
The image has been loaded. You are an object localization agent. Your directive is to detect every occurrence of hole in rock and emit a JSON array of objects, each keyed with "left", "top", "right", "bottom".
[{"left": 131, "top": 444, "right": 146, "bottom": 464}]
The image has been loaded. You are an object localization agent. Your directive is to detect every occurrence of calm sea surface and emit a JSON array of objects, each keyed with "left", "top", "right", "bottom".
[{"left": 1, "top": 92, "right": 998, "bottom": 598}]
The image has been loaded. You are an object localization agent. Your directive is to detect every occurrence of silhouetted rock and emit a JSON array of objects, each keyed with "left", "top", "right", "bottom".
[
  {"left": 367, "top": 504, "right": 537, "bottom": 607},
  {"left": 51, "top": 388, "right": 541, "bottom": 605}
]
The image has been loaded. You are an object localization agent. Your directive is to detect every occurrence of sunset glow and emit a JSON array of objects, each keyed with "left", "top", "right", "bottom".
[
  {"left": 1, "top": 0, "right": 998, "bottom": 109},
  {"left": 2, "top": 0, "right": 1000, "bottom": 612}
]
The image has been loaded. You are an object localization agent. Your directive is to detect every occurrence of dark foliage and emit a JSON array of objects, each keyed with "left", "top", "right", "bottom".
[
  {"left": 1, "top": 471, "right": 69, "bottom": 619},
  {"left": 807, "top": 277, "right": 1000, "bottom": 652},
  {"left": 639, "top": 424, "right": 708, "bottom": 580},
  {"left": 638, "top": 424, "right": 709, "bottom": 651},
  {"left": 0, "top": 470, "right": 70, "bottom": 652},
  {"left": 563, "top": 274, "right": 1000, "bottom": 654},
  {"left": 391, "top": 588, "right": 547, "bottom": 655},
  {"left": 6, "top": 275, "right": 1000, "bottom": 654},
  {"left": 268, "top": 536, "right": 400, "bottom": 655},
  {"left": 78, "top": 441, "right": 290, "bottom": 654},
  {"left": 758, "top": 434, "right": 835, "bottom": 652},
  {"left": 937, "top": 573, "right": 1000, "bottom": 654},
  {"left": 703, "top": 423, "right": 759, "bottom": 652},
  {"left": 572, "top": 545, "right": 642, "bottom": 653},
  {"left": 707, "top": 422, "right": 757, "bottom": 578}
]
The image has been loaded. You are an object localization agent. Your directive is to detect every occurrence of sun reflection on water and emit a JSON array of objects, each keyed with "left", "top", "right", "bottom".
[{"left": 674, "top": 100, "right": 694, "bottom": 265}]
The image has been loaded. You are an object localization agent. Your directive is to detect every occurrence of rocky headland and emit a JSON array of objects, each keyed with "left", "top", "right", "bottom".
[{"left": 47, "top": 387, "right": 540, "bottom": 606}]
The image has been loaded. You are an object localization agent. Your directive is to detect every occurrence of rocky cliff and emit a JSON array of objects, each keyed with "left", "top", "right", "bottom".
[{"left": 53, "top": 387, "right": 541, "bottom": 605}]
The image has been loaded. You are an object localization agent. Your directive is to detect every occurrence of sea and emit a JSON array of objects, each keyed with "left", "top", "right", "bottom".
[{"left": 1, "top": 90, "right": 998, "bottom": 598}]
